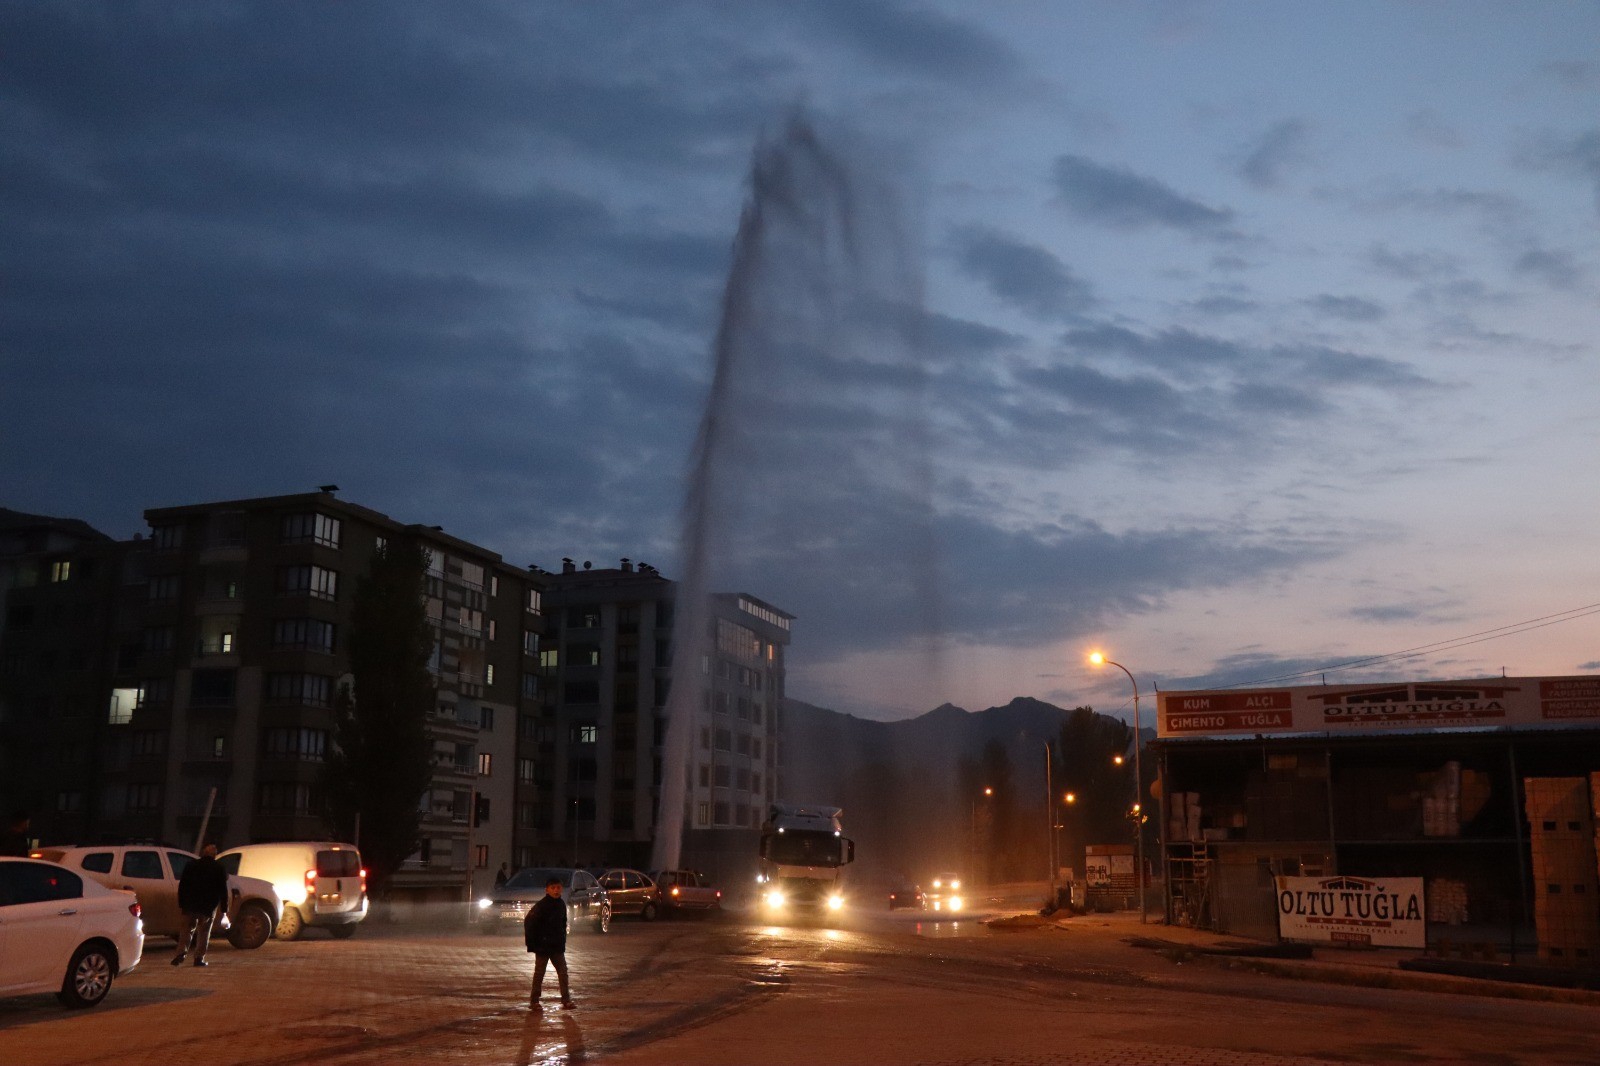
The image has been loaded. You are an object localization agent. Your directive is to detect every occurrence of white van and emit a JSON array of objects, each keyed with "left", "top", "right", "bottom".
[{"left": 218, "top": 842, "right": 367, "bottom": 940}]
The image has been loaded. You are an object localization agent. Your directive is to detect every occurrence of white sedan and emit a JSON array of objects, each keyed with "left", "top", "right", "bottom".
[{"left": 0, "top": 857, "right": 144, "bottom": 1008}]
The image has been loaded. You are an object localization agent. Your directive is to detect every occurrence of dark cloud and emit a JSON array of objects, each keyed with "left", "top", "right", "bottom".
[
  {"left": 1050, "top": 154, "right": 1236, "bottom": 234},
  {"left": 1513, "top": 247, "right": 1583, "bottom": 290},
  {"left": 794, "top": 0, "right": 1020, "bottom": 86},
  {"left": 1308, "top": 295, "right": 1387, "bottom": 322},
  {"left": 1189, "top": 295, "right": 1259, "bottom": 316},
  {"left": 1236, "top": 118, "right": 1311, "bottom": 189},
  {"left": 951, "top": 226, "right": 1094, "bottom": 319}
]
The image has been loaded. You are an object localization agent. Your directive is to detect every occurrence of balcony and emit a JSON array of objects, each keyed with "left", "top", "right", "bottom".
[{"left": 197, "top": 541, "right": 248, "bottom": 566}]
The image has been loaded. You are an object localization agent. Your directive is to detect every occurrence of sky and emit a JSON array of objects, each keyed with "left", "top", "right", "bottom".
[{"left": 4, "top": 2, "right": 1598, "bottom": 724}]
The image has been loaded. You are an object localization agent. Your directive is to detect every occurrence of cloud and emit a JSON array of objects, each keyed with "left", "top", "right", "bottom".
[
  {"left": 1404, "top": 110, "right": 1464, "bottom": 150},
  {"left": 794, "top": 0, "right": 1020, "bottom": 86},
  {"left": 1236, "top": 118, "right": 1312, "bottom": 189},
  {"left": 951, "top": 225, "right": 1094, "bottom": 319},
  {"left": 1308, "top": 295, "right": 1387, "bottom": 322},
  {"left": 1522, "top": 129, "right": 1600, "bottom": 214},
  {"left": 1189, "top": 295, "right": 1259, "bottom": 316},
  {"left": 1512, "top": 246, "right": 1583, "bottom": 290},
  {"left": 1050, "top": 154, "right": 1236, "bottom": 234}
]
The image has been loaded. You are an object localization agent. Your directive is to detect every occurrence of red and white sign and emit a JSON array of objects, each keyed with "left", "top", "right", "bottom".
[{"left": 1157, "top": 675, "right": 1600, "bottom": 739}]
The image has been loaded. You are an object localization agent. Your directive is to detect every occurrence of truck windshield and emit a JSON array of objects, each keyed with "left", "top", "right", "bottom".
[{"left": 765, "top": 830, "right": 843, "bottom": 867}]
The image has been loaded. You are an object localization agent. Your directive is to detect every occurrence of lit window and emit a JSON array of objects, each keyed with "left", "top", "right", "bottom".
[
  {"left": 478, "top": 753, "right": 493, "bottom": 776},
  {"left": 485, "top": 664, "right": 495, "bottom": 686},
  {"left": 50, "top": 560, "right": 71, "bottom": 583}
]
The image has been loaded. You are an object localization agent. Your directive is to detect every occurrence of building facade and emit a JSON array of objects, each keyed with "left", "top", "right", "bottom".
[{"left": 2, "top": 493, "right": 794, "bottom": 898}]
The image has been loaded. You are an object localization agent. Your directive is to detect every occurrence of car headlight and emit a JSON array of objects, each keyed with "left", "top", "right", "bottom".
[
  {"left": 827, "top": 894, "right": 844, "bottom": 910},
  {"left": 949, "top": 897, "right": 964, "bottom": 911},
  {"left": 765, "top": 889, "right": 786, "bottom": 908},
  {"left": 477, "top": 898, "right": 493, "bottom": 910}
]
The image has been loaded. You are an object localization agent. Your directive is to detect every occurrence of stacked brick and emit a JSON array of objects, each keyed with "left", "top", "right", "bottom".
[{"left": 1522, "top": 776, "right": 1600, "bottom": 966}]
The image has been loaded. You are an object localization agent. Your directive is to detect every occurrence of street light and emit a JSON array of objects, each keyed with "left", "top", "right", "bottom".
[
  {"left": 1090, "top": 651, "right": 1145, "bottom": 923},
  {"left": 970, "top": 787, "right": 993, "bottom": 884}
]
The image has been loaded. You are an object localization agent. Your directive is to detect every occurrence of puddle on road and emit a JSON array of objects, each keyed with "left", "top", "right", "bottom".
[{"left": 911, "top": 920, "right": 980, "bottom": 938}]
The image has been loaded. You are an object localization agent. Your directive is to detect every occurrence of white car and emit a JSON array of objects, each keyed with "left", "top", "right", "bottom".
[
  {"left": 0, "top": 857, "right": 144, "bottom": 1008},
  {"left": 34, "top": 845, "right": 281, "bottom": 950}
]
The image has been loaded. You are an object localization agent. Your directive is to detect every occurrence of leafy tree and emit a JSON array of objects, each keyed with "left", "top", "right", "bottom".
[
  {"left": 324, "top": 540, "right": 436, "bottom": 896},
  {"left": 1054, "top": 706, "right": 1136, "bottom": 877}
]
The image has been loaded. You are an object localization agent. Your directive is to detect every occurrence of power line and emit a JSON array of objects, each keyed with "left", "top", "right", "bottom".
[{"left": 1225, "top": 601, "right": 1600, "bottom": 689}]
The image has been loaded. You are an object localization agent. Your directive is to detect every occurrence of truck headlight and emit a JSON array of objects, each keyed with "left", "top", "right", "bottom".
[
  {"left": 827, "top": 894, "right": 844, "bottom": 910},
  {"left": 949, "top": 897, "right": 963, "bottom": 911},
  {"left": 764, "top": 889, "right": 786, "bottom": 909}
]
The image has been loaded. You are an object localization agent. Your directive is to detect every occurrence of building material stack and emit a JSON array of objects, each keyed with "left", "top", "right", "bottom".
[{"left": 1522, "top": 777, "right": 1600, "bottom": 966}]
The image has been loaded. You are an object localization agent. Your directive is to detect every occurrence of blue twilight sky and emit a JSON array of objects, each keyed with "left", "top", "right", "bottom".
[{"left": 3, "top": 2, "right": 1598, "bottom": 723}]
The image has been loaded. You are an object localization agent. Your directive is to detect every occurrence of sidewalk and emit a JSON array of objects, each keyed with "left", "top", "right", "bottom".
[{"left": 1034, "top": 909, "right": 1600, "bottom": 1006}]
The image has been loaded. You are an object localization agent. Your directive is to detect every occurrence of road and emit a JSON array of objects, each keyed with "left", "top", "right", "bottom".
[{"left": 3, "top": 901, "right": 1597, "bottom": 1065}]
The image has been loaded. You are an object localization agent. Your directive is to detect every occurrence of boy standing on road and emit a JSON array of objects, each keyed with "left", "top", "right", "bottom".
[{"left": 524, "top": 876, "right": 576, "bottom": 1011}]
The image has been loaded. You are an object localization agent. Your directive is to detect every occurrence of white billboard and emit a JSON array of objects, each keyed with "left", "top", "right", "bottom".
[{"left": 1275, "top": 875, "right": 1426, "bottom": 949}]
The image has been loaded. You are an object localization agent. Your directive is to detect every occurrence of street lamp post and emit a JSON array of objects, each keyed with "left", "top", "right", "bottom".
[
  {"left": 970, "top": 786, "right": 993, "bottom": 884},
  {"left": 1090, "top": 651, "right": 1145, "bottom": 924}
]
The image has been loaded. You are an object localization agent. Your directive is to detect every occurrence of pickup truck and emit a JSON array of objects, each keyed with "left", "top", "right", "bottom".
[{"left": 649, "top": 869, "right": 722, "bottom": 917}]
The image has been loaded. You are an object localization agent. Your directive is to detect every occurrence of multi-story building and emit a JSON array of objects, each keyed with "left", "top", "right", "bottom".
[
  {"left": 1, "top": 492, "right": 795, "bottom": 895},
  {"left": 539, "top": 558, "right": 790, "bottom": 883},
  {"left": 0, "top": 508, "right": 132, "bottom": 848},
  {"left": 88, "top": 489, "right": 547, "bottom": 903}
]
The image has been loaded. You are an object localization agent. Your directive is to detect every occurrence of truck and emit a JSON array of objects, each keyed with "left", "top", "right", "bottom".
[{"left": 756, "top": 802, "right": 855, "bottom": 919}]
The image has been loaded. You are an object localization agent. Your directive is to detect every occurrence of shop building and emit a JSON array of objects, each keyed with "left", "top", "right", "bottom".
[{"left": 1154, "top": 675, "right": 1600, "bottom": 962}]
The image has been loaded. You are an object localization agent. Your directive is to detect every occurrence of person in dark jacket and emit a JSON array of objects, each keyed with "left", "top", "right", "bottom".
[
  {"left": 172, "top": 843, "right": 231, "bottom": 967},
  {"left": 0, "top": 811, "right": 31, "bottom": 857},
  {"left": 524, "top": 876, "right": 575, "bottom": 1010}
]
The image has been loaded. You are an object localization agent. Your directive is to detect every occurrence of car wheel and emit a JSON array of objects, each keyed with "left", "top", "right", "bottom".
[
  {"left": 328, "top": 923, "right": 357, "bottom": 939},
  {"left": 58, "top": 942, "right": 115, "bottom": 1008},
  {"left": 228, "top": 902, "right": 275, "bottom": 950},
  {"left": 275, "top": 905, "right": 305, "bottom": 941},
  {"left": 640, "top": 901, "right": 658, "bottom": 921},
  {"left": 594, "top": 904, "right": 611, "bottom": 934}
]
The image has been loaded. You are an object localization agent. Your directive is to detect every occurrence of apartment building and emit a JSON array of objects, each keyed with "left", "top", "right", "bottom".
[{"left": 538, "top": 558, "right": 790, "bottom": 882}]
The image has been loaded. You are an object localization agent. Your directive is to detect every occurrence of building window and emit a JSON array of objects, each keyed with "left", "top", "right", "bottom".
[
  {"left": 572, "top": 724, "right": 598, "bottom": 744},
  {"left": 148, "top": 576, "right": 180, "bottom": 602},
  {"left": 517, "top": 758, "right": 536, "bottom": 783},
  {"left": 189, "top": 669, "right": 236, "bottom": 707},
  {"left": 127, "top": 783, "right": 162, "bottom": 811},
  {"left": 714, "top": 728, "right": 731, "bottom": 751},
  {"left": 520, "top": 673, "right": 538, "bottom": 698},
  {"left": 485, "top": 664, "right": 495, "bottom": 686},
  {"left": 281, "top": 512, "right": 341, "bottom": 548},
  {"left": 700, "top": 727, "right": 710, "bottom": 751},
  {"left": 280, "top": 565, "right": 338, "bottom": 601},
  {"left": 259, "top": 782, "right": 315, "bottom": 813},
  {"left": 131, "top": 730, "right": 165, "bottom": 756},
  {"left": 539, "top": 648, "right": 559, "bottom": 669},
  {"left": 50, "top": 560, "right": 72, "bottom": 583},
  {"left": 272, "top": 618, "right": 336, "bottom": 653},
  {"left": 479, "top": 706, "right": 494, "bottom": 732},
  {"left": 714, "top": 765, "right": 730, "bottom": 787},
  {"left": 478, "top": 753, "right": 493, "bottom": 776},
  {"left": 697, "top": 802, "right": 711, "bottom": 827},
  {"left": 150, "top": 524, "right": 183, "bottom": 551},
  {"left": 263, "top": 673, "right": 332, "bottom": 707},
  {"left": 523, "top": 631, "right": 540, "bottom": 656},
  {"left": 526, "top": 588, "right": 542, "bottom": 614},
  {"left": 57, "top": 790, "right": 84, "bottom": 812},
  {"left": 474, "top": 845, "right": 489, "bottom": 869},
  {"left": 213, "top": 736, "right": 227, "bottom": 758},
  {"left": 713, "top": 802, "right": 730, "bottom": 825},
  {"left": 264, "top": 727, "right": 327, "bottom": 761}
]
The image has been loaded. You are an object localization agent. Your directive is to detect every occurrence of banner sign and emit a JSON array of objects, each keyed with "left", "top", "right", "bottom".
[
  {"left": 1275, "top": 875, "right": 1425, "bottom": 949},
  {"left": 1157, "top": 675, "right": 1600, "bottom": 739}
]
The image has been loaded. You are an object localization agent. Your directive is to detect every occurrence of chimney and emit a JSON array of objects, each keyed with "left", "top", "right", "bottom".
[
  {"left": 562, "top": 558, "right": 575, "bottom": 574},
  {"left": 620, "top": 558, "right": 633, "bottom": 572}
]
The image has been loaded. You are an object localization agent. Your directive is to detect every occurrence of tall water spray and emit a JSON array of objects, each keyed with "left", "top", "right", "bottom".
[{"left": 651, "top": 114, "right": 941, "bottom": 872}]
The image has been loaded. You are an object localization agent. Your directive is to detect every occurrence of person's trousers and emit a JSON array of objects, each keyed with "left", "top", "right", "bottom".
[
  {"left": 531, "top": 951, "right": 570, "bottom": 1001},
  {"left": 176, "top": 912, "right": 215, "bottom": 961}
]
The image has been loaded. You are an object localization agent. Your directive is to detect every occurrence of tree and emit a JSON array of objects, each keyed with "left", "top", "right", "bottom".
[
  {"left": 324, "top": 540, "right": 436, "bottom": 896},
  {"left": 1054, "top": 706, "right": 1135, "bottom": 877}
]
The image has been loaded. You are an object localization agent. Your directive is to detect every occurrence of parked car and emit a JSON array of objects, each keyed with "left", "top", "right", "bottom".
[
  {"left": 217, "top": 842, "right": 367, "bottom": 940},
  {"left": 596, "top": 868, "right": 662, "bottom": 920},
  {"left": 649, "top": 869, "right": 722, "bottom": 917},
  {"left": 34, "top": 845, "right": 280, "bottom": 950},
  {"left": 887, "top": 879, "right": 925, "bottom": 910},
  {"left": 478, "top": 867, "right": 610, "bottom": 934},
  {"left": 925, "top": 872, "right": 965, "bottom": 912},
  {"left": 0, "top": 857, "right": 144, "bottom": 1008}
]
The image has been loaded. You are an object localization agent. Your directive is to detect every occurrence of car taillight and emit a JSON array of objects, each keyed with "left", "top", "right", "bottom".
[
  {"left": 129, "top": 902, "right": 142, "bottom": 918},
  {"left": 715, "top": 890, "right": 722, "bottom": 898},
  {"left": 670, "top": 886, "right": 680, "bottom": 897},
  {"left": 305, "top": 868, "right": 317, "bottom": 897},
  {"left": 359, "top": 868, "right": 368, "bottom": 894}
]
